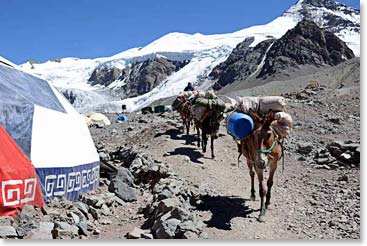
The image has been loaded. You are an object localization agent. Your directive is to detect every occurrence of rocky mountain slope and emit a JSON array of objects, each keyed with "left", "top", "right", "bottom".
[
  {"left": 211, "top": 19, "right": 355, "bottom": 90},
  {"left": 88, "top": 57, "right": 189, "bottom": 97},
  {"left": 18, "top": 0, "right": 359, "bottom": 113}
]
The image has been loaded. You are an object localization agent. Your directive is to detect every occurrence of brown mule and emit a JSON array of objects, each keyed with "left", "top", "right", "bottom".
[
  {"left": 194, "top": 109, "right": 223, "bottom": 159},
  {"left": 173, "top": 96, "right": 193, "bottom": 135},
  {"left": 239, "top": 109, "right": 281, "bottom": 222}
]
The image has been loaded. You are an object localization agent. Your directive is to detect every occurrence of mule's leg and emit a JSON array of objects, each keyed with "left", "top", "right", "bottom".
[
  {"left": 202, "top": 133, "right": 207, "bottom": 153},
  {"left": 182, "top": 118, "right": 186, "bottom": 133},
  {"left": 255, "top": 168, "right": 267, "bottom": 222},
  {"left": 210, "top": 135, "right": 215, "bottom": 159},
  {"left": 266, "top": 159, "right": 278, "bottom": 208},
  {"left": 197, "top": 126, "right": 201, "bottom": 147},
  {"left": 186, "top": 121, "right": 190, "bottom": 135},
  {"left": 246, "top": 159, "right": 256, "bottom": 201}
]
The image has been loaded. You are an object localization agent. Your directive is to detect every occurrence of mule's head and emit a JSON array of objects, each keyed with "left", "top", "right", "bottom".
[
  {"left": 204, "top": 109, "right": 224, "bottom": 138},
  {"left": 248, "top": 109, "right": 278, "bottom": 168},
  {"left": 261, "top": 110, "right": 276, "bottom": 140},
  {"left": 248, "top": 109, "right": 263, "bottom": 130},
  {"left": 172, "top": 96, "right": 186, "bottom": 110}
]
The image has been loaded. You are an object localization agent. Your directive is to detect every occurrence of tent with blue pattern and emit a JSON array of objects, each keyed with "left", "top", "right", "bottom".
[{"left": 0, "top": 57, "right": 100, "bottom": 203}]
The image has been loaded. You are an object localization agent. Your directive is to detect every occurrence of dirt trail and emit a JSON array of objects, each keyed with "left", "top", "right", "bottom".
[{"left": 89, "top": 84, "right": 360, "bottom": 239}]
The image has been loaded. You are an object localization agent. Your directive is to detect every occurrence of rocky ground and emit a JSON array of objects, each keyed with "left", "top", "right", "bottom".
[{"left": 0, "top": 82, "right": 360, "bottom": 240}]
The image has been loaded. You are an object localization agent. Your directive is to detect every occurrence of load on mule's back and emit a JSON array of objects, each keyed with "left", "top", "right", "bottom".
[{"left": 226, "top": 95, "right": 293, "bottom": 222}]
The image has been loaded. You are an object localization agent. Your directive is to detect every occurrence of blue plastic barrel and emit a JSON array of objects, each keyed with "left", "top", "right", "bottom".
[{"left": 227, "top": 112, "right": 254, "bottom": 139}]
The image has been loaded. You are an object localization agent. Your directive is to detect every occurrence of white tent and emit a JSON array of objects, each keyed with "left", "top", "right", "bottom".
[{"left": 0, "top": 58, "right": 100, "bottom": 201}]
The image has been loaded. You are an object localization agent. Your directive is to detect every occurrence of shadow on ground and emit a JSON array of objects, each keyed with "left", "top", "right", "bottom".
[
  {"left": 196, "top": 195, "right": 254, "bottom": 230},
  {"left": 165, "top": 147, "right": 203, "bottom": 164},
  {"left": 155, "top": 128, "right": 198, "bottom": 145}
]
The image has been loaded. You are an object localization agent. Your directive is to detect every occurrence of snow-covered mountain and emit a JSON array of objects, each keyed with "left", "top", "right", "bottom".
[{"left": 19, "top": 0, "right": 360, "bottom": 113}]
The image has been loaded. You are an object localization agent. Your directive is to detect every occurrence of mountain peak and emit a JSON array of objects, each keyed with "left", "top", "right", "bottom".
[{"left": 300, "top": 0, "right": 337, "bottom": 9}]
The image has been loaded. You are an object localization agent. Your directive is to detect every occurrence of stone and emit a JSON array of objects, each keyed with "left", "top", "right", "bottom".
[
  {"left": 109, "top": 182, "right": 137, "bottom": 202},
  {"left": 141, "top": 233, "right": 154, "bottom": 239},
  {"left": 60, "top": 199, "right": 74, "bottom": 209},
  {"left": 98, "top": 152, "right": 110, "bottom": 162},
  {"left": 82, "top": 195, "right": 99, "bottom": 207},
  {"left": 99, "top": 219, "right": 112, "bottom": 225},
  {"left": 182, "top": 231, "right": 199, "bottom": 239},
  {"left": 89, "top": 207, "right": 100, "bottom": 220},
  {"left": 67, "top": 212, "right": 80, "bottom": 224},
  {"left": 41, "top": 207, "right": 60, "bottom": 217},
  {"left": 0, "top": 226, "right": 18, "bottom": 238},
  {"left": 178, "top": 219, "right": 203, "bottom": 234},
  {"left": 322, "top": 165, "right": 331, "bottom": 170},
  {"left": 52, "top": 221, "right": 80, "bottom": 239},
  {"left": 0, "top": 216, "right": 14, "bottom": 226},
  {"left": 297, "top": 142, "right": 313, "bottom": 154},
  {"left": 19, "top": 204, "right": 37, "bottom": 217},
  {"left": 28, "top": 222, "right": 55, "bottom": 239},
  {"left": 157, "top": 189, "right": 174, "bottom": 201},
  {"left": 77, "top": 221, "right": 88, "bottom": 236},
  {"left": 316, "top": 158, "right": 329, "bottom": 164},
  {"left": 93, "top": 228, "right": 101, "bottom": 235},
  {"left": 101, "top": 204, "right": 112, "bottom": 216},
  {"left": 108, "top": 168, "right": 137, "bottom": 202},
  {"left": 105, "top": 195, "right": 125, "bottom": 206},
  {"left": 340, "top": 143, "right": 359, "bottom": 151},
  {"left": 170, "top": 207, "right": 191, "bottom": 221},
  {"left": 337, "top": 175, "right": 348, "bottom": 182},
  {"left": 94, "top": 198, "right": 106, "bottom": 208},
  {"left": 156, "top": 198, "right": 179, "bottom": 214},
  {"left": 74, "top": 202, "right": 89, "bottom": 217},
  {"left": 154, "top": 218, "right": 181, "bottom": 239},
  {"left": 55, "top": 222, "right": 79, "bottom": 236},
  {"left": 126, "top": 227, "right": 145, "bottom": 239},
  {"left": 340, "top": 153, "right": 352, "bottom": 160}
]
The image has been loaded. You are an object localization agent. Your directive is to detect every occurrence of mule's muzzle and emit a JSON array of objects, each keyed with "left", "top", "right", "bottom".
[{"left": 255, "top": 158, "right": 266, "bottom": 169}]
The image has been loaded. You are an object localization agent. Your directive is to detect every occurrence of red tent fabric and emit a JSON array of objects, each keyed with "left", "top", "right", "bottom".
[{"left": 0, "top": 125, "right": 44, "bottom": 217}]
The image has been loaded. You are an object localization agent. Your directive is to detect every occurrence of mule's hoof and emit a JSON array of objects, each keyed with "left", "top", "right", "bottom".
[
  {"left": 258, "top": 215, "right": 266, "bottom": 223},
  {"left": 250, "top": 195, "right": 256, "bottom": 201},
  {"left": 265, "top": 202, "right": 271, "bottom": 209},
  {"left": 211, "top": 155, "right": 215, "bottom": 159}
]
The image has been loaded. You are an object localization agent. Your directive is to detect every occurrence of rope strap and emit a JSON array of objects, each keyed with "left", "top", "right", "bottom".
[{"left": 256, "top": 130, "right": 278, "bottom": 154}]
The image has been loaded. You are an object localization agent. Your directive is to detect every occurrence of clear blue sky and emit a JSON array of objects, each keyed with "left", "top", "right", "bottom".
[{"left": 0, "top": 0, "right": 359, "bottom": 64}]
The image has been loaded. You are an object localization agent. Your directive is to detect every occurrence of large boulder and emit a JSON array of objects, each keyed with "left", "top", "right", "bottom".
[{"left": 108, "top": 167, "right": 137, "bottom": 202}]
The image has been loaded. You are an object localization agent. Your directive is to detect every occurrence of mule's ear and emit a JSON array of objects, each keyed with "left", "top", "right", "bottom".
[
  {"left": 248, "top": 109, "right": 262, "bottom": 123},
  {"left": 266, "top": 109, "right": 275, "bottom": 122}
]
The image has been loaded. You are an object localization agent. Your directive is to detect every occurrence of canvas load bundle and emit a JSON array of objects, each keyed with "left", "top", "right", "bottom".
[
  {"left": 272, "top": 112, "right": 293, "bottom": 137},
  {"left": 237, "top": 96, "right": 259, "bottom": 113},
  {"left": 178, "top": 91, "right": 194, "bottom": 98},
  {"left": 188, "top": 90, "right": 217, "bottom": 101},
  {"left": 191, "top": 98, "right": 225, "bottom": 121},
  {"left": 259, "top": 96, "right": 286, "bottom": 113},
  {"left": 237, "top": 96, "right": 286, "bottom": 114}
]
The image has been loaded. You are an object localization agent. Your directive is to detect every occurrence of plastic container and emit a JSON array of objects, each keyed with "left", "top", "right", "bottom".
[
  {"left": 226, "top": 112, "right": 254, "bottom": 139},
  {"left": 116, "top": 115, "right": 128, "bottom": 122}
]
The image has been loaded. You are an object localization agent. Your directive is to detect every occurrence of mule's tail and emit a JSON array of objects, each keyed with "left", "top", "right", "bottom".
[{"left": 237, "top": 142, "right": 242, "bottom": 167}]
